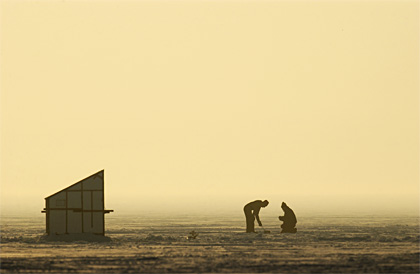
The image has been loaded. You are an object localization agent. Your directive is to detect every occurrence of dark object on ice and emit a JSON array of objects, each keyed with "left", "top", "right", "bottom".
[
  {"left": 188, "top": 231, "right": 199, "bottom": 239},
  {"left": 261, "top": 225, "right": 271, "bottom": 233},
  {"left": 279, "top": 202, "right": 297, "bottom": 233},
  {"left": 243, "top": 200, "right": 269, "bottom": 233},
  {"left": 41, "top": 170, "right": 113, "bottom": 237}
]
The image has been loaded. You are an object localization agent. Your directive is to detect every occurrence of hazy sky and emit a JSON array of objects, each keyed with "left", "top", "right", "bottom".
[{"left": 1, "top": 0, "right": 418, "bottom": 216}]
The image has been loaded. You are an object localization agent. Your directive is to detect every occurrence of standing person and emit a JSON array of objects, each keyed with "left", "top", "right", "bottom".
[{"left": 243, "top": 200, "right": 269, "bottom": 233}]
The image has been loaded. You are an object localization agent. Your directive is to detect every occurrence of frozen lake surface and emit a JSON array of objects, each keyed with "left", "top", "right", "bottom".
[{"left": 1, "top": 213, "right": 419, "bottom": 273}]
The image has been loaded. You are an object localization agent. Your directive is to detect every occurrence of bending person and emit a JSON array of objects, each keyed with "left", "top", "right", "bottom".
[{"left": 243, "top": 200, "right": 269, "bottom": 233}]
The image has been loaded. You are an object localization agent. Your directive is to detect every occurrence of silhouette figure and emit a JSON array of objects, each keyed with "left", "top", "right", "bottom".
[
  {"left": 278, "top": 202, "right": 297, "bottom": 233},
  {"left": 243, "top": 200, "right": 269, "bottom": 233}
]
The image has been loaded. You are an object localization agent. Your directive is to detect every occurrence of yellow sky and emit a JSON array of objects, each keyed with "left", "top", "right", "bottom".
[{"left": 1, "top": 0, "right": 418, "bottom": 215}]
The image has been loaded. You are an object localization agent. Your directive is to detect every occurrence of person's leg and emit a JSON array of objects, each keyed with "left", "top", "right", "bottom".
[
  {"left": 249, "top": 215, "right": 255, "bottom": 232},
  {"left": 244, "top": 208, "right": 250, "bottom": 232},
  {"left": 247, "top": 214, "right": 255, "bottom": 232},
  {"left": 282, "top": 223, "right": 296, "bottom": 233},
  {"left": 244, "top": 210, "right": 254, "bottom": 232}
]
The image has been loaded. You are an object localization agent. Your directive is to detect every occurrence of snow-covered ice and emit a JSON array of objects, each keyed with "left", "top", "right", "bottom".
[{"left": 1, "top": 213, "right": 419, "bottom": 273}]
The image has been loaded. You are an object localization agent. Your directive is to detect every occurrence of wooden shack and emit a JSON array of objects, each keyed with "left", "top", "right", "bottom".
[{"left": 42, "top": 170, "right": 113, "bottom": 235}]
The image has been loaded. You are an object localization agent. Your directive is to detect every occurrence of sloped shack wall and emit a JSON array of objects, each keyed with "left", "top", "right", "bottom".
[{"left": 46, "top": 172, "right": 104, "bottom": 235}]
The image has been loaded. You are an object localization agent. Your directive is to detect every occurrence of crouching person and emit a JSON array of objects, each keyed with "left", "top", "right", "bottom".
[{"left": 279, "top": 202, "right": 297, "bottom": 233}]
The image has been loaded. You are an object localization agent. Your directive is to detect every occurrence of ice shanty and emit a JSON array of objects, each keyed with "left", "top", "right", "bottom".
[{"left": 42, "top": 170, "right": 113, "bottom": 235}]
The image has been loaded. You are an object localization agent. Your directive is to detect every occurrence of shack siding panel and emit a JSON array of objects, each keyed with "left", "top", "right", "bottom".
[
  {"left": 83, "top": 213, "right": 92, "bottom": 233},
  {"left": 83, "top": 191, "right": 92, "bottom": 210},
  {"left": 68, "top": 211, "right": 82, "bottom": 233},
  {"left": 93, "top": 191, "right": 103, "bottom": 210},
  {"left": 49, "top": 210, "right": 66, "bottom": 235},
  {"left": 67, "top": 184, "right": 81, "bottom": 190},
  {"left": 83, "top": 177, "right": 103, "bottom": 190},
  {"left": 93, "top": 212, "right": 104, "bottom": 234},
  {"left": 49, "top": 192, "right": 66, "bottom": 208},
  {"left": 68, "top": 192, "right": 82, "bottom": 208}
]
